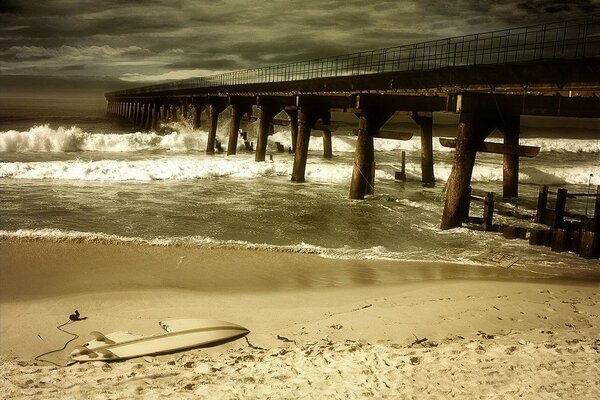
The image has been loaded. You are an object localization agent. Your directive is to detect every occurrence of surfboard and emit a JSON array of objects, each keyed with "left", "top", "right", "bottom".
[{"left": 70, "top": 319, "right": 249, "bottom": 361}]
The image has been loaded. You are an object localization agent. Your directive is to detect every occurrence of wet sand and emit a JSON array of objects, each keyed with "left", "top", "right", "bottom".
[{"left": 1, "top": 239, "right": 599, "bottom": 399}]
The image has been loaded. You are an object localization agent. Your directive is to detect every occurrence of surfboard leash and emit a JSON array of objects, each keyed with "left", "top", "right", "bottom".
[{"left": 33, "top": 312, "right": 82, "bottom": 367}]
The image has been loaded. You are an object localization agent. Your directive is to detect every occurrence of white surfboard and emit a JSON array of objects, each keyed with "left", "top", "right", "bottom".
[{"left": 71, "top": 319, "right": 249, "bottom": 361}]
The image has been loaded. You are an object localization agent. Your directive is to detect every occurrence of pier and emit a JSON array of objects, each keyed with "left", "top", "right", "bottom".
[{"left": 105, "top": 16, "right": 600, "bottom": 256}]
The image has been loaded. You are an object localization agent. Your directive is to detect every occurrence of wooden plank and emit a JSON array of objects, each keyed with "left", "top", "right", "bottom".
[
  {"left": 439, "top": 138, "right": 540, "bottom": 157},
  {"left": 352, "top": 129, "right": 413, "bottom": 141}
]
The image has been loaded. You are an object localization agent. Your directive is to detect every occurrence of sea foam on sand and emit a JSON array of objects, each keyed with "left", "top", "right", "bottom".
[{"left": 1, "top": 239, "right": 599, "bottom": 399}]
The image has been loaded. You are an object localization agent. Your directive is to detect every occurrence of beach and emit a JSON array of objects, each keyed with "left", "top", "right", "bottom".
[{"left": 1, "top": 238, "right": 598, "bottom": 399}]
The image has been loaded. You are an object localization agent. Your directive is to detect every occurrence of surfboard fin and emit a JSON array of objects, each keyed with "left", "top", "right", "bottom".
[
  {"left": 89, "top": 331, "right": 116, "bottom": 345},
  {"left": 70, "top": 345, "right": 99, "bottom": 359},
  {"left": 94, "top": 348, "right": 117, "bottom": 359}
]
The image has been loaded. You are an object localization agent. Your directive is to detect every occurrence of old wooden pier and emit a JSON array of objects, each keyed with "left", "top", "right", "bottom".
[{"left": 105, "top": 16, "right": 600, "bottom": 256}]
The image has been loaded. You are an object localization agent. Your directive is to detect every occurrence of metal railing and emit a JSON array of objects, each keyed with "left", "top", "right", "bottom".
[{"left": 108, "top": 15, "right": 600, "bottom": 97}]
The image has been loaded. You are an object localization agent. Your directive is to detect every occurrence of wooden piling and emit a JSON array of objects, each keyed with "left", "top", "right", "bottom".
[
  {"left": 411, "top": 114, "right": 435, "bottom": 185},
  {"left": 349, "top": 108, "right": 393, "bottom": 199},
  {"left": 285, "top": 109, "right": 299, "bottom": 154},
  {"left": 227, "top": 104, "right": 242, "bottom": 156},
  {"left": 550, "top": 228, "right": 568, "bottom": 252},
  {"left": 483, "top": 192, "right": 494, "bottom": 231},
  {"left": 395, "top": 151, "right": 407, "bottom": 181},
  {"left": 323, "top": 129, "right": 333, "bottom": 159},
  {"left": 500, "top": 115, "right": 520, "bottom": 199},
  {"left": 193, "top": 102, "right": 204, "bottom": 129},
  {"left": 349, "top": 116, "right": 375, "bottom": 199},
  {"left": 440, "top": 112, "right": 495, "bottom": 229},
  {"left": 535, "top": 185, "right": 549, "bottom": 223},
  {"left": 256, "top": 107, "right": 275, "bottom": 162},
  {"left": 206, "top": 105, "right": 220, "bottom": 154},
  {"left": 291, "top": 107, "right": 316, "bottom": 182},
  {"left": 554, "top": 188, "right": 568, "bottom": 228},
  {"left": 580, "top": 231, "right": 598, "bottom": 259}
]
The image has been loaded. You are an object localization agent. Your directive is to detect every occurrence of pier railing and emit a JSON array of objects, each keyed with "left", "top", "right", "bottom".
[{"left": 108, "top": 15, "right": 600, "bottom": 96}]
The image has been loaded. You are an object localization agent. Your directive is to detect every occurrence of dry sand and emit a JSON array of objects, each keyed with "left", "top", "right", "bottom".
[{"left": 1, "top": 239, "right": 599, "bottom": 399}]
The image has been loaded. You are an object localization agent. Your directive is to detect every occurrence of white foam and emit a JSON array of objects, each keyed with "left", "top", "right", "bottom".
[
  {"left": 0, "top": 228, "right": 414, "bottom": 262},
  {"left": 0, "top": 156, "right": 295, "bottom": 181},
  {"left": 0, "top": 124, "right": 210, "bottom": 153},
  {"left": 2, "top": 124, "right": 598, "bottom": 155}
]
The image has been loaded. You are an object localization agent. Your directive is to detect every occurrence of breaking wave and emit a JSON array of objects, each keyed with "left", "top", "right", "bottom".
[{"left": 1, "top": 124, "right": 599, "bottom": 154}]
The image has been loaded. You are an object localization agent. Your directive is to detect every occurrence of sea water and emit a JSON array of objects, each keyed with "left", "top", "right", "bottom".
[{"left": 0, "top": 98, "right": 599, "bottom": 273}]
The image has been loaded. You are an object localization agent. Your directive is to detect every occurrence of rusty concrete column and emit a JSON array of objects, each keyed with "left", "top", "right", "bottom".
[
  {"left": 291, "top": 107, "right": 319, "bottom": 182},
  {"left": 256, "top": 107, "right": 277, "bottom": 161},
  {"left": 286, "top": 109, "right": 299, "bottom": 154},
  {"left": 412, "top": 113, "right": 435, "bottom": 185},
  {"left": 227, "top": 103, "right": 243, "bottom": 156},
  {"left": 440, "top": 112, "right": 496, "bottom": 230},
  {"left": 499, "top": 114, "right": 521, "bottom": 199}
]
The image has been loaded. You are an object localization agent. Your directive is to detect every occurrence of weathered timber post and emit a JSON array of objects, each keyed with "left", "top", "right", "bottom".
[
  {"left": 321, "top": 111, "right": 333, "bottom": 158},
  {"left": 535, "top": 185, "right": 549, "bottom": 223},
  {"left": 349, "top": 108, "right": 394, "bottom": 199},
  {"left": 554, "top": 188, "right": 568, "bottom": 228},
  {"left": 483, "top": 192, "right": 495, "bottom": 231},
  {"left": 256, "top": 107, "right": 277, "bottom": 161},
  {"left": 499, "top": 114, "right": 521, "bottom": 198},
  {"left": 144, "top": 103, "right": 152, "bottom": 130},
  {"left": 411, "top": 113, "right": 435, "bottom": 185},
  {"left": 580, "top": 185, "right": 600, "bottom": 259},
  {"left": 285, "top": 109, "right": 299, "bottom": 154},
  {"left": 227, "top": 97, "right": 253, "bottom": 156},
  {"left": 440, "top": 111, "right": 496, "bottom": 229},
  {"left": 181, "top": 102, "right": 188, "bottom": 124},
  {"left": 206, "top": 97, "right": 228, "bottom": 154},
  {"left": 135, "top": 103, "right": 144, "bottom": 127},
  {"left": 150, "top": 103, "right": 159, "bottom": 130},
  {"left": 228, "top": 103, "right": 243, "bottom": 156},
  {"left": 192, "top": 99, "right": 206, "bottom": 130},
  {"left": 255, "top": 96, "right": 290, "bottom": 162},
  {"left": 291, "top": 107, "right": 321, "bottom": 181}
]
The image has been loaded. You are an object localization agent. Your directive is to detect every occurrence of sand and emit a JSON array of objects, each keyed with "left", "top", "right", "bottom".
[{"left": 1, "top": 239, "right": 599, "bottom": 399}]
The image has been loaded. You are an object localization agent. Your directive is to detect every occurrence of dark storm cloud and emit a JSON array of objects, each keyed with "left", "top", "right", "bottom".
[{"left": 0, "top": 0, "right": 597, "bottom": 85}]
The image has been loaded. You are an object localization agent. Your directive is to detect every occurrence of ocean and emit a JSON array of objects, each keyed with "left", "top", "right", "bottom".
[{"left": 1, "top": 97, "right": 599, "bottom": 274}]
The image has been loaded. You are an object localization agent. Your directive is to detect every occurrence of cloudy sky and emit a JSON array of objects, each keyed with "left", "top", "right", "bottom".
[{"left": 0, "top": 0, "right": 597, "bottom": 95}]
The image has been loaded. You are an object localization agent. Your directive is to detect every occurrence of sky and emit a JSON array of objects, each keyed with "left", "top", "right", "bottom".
[{"left": 0, "top": 0, "right": 598, "bottom": 97}]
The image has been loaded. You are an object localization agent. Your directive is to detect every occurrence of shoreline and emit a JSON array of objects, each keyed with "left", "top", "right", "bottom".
[{"left": 1, "top": 238, "right": 599, "bottom": 398}]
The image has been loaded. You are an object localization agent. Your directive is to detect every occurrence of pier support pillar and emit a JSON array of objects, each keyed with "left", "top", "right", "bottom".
[
  {"left": 256, "top": 106, "right": 278, "bottom": 161},
  {"left": 192, "top": 100, "right": 206, "bottom": 130},
  {"left": 206, "top": 100, "right": 228, "bottom": 154},
  {"left": 285, "top": 109, "right": 299, "bottom": 154},
  {"left": 411, "top": 113, "right": 435, "bottom": 185},
  {"left": 349, "top": 108, "right": 394, "bottom": 199},
  {"left": 135, "top": 103, "right": 144, "bottom": 127},
  {"left": 144, "top": 103, "right": 152, "bottom": 129},
  {"left": 500, "top": 114, "right": 521, "bottom": 199},
  {"left": 228, "top": 104, "right": 243, "bottom": 156},
  {"left": 322, "top": 113, "right": 333, "bottom": 159},
  {"left": 440, "top": 112, "right": 495, "bottom": 229},
  {"left": 291, "top": 107, "right": 323, "bottom": 182},
  {"left": 227, "top": 98, "right": 254, "bottom": 156}
]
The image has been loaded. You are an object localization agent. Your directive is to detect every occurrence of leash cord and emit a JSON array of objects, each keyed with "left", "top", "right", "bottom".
[{"left": 34, "top": 320, "right": 79, "bottom": 367}]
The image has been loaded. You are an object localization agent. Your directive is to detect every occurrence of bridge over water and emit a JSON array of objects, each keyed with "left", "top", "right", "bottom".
[{"left": 105, "top": 16, "right": 600, "bottom": 236}]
